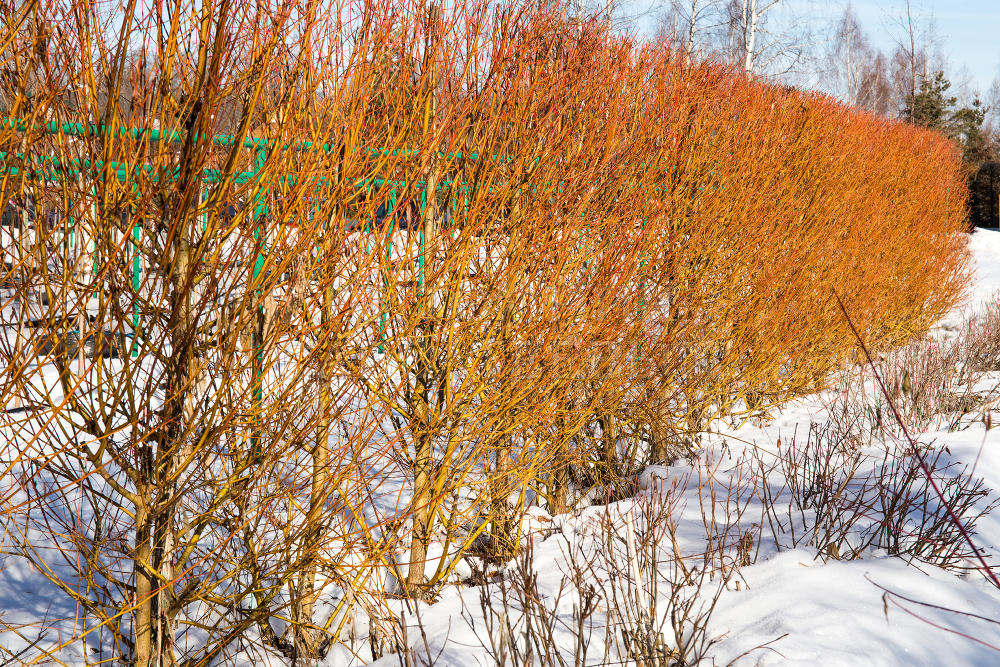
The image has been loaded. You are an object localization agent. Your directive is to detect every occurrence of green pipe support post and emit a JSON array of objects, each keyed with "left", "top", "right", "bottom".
[
  {"left": 250, "top": 147, "right": 267, "bottom": 456},
  {"left": 378, "top": 189, "right": 396, "bottom": 354}
]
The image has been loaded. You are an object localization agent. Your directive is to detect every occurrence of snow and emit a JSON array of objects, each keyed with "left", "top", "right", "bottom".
[
  {"left": 709, "top": 550, "right": 1000, "bottom": 666},
  {"left": 966, "top": 230, "right": 1000, "bottom": 312}
]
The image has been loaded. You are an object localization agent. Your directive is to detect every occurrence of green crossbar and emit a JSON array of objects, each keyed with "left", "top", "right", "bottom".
[{"left": 0, "top": 116, "right": 519, "bottom": 164}]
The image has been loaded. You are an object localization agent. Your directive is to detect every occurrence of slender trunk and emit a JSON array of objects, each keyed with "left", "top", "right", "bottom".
[
  {"left": 406, "top": 167, "right": 438, "bottom": 596},
  {"left": 599, "top": 410, "right": 616, "bottom": 477},
  {"left": 744, "top": 0, "right": 758, "bottom": 75},
  {"left": 550, "top": 432, "right": 571, "bottom": 516},
  {"left": 548, "top": 396, "right": 574, "bottom": 516},
  {"left": 134, "top": 228, "right": 193, "bottom": 667},
  {"left": 406, "top": 3, "right": 440, "bottom": 598},
  {"left": 133, "top": 489, "right": 154, "bottom": 667},
  {"left": 406, "top": 397, "right": 434, "bottom": 595},
  {"left": 685, "top": 0, "right": 699, "bottom": 62},
  {"left": 906, "top": 0, "right": 917, "bottom": 121},
  {"left": 489, "top": 305, "right": 517, "bottom": 560},
  {"left": 292, "top": 198, "right": 338, "bottom": 660},
  {"left": 489, "top": 439, "right": 516, "bottom": 560},
  {"left": 133, "top": 118, "right": 200, "bottom": 663},
  {"left": 650, "top": 416, "right": 668, "bottom": 465}
]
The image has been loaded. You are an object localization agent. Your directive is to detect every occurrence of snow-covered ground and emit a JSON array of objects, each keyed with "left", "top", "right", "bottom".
[
  {"left": 361, "top": 229, "right": 1000, "bottom": 667},
  {"left": 963, "top": 230, "right": 1000, "bottom": 313},
  {"left": 3, "top": 231, "right": 1000, "bottom": 665}
]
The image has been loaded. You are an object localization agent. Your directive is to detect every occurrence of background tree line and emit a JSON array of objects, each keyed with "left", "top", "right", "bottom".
[{"left": 655, "top": 0, "right": 1000, "bottom": 227}]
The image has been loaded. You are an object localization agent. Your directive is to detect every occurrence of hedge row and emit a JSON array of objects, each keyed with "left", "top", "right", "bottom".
[{"left": 0, "top": 0, "right": 969, "bottom": 659}]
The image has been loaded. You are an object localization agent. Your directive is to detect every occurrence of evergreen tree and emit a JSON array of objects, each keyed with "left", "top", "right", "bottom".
[
  {"left": 904, "top": 70, "right": 956, "bottom": 130},
  {"left": 904, "top": 70, "right": 996, "bottom": 166},
  {"left": 951, "top": 98, "right": 990, "bottom": 166}
]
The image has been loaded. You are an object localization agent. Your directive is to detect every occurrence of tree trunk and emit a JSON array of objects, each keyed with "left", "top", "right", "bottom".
[
  {"left": 406, "top": 182, "right": 437, "bottom": 595},
  {"left": 406, "top": 2, "right": 440, "bottom": 599},
  {"left": 290, "top": 211, "right": 338, "bottom": 660},
  {"left": 685, "top": 0, "right": 700, "bottom": 62},
  {"left": 744, "top": 0, "right": 759, "bottom": 74}
]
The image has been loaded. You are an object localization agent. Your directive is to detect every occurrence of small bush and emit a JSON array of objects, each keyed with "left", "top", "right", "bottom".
[{"left": 755, "top": 421, "right": 998, "bottom": 574}]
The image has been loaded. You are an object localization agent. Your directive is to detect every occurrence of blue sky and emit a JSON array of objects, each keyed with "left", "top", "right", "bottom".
[
  {"left": 807, "top": 0, "right": 1000, "bottom": 95},
  {"left": 630, "top": 0, "right": 1000, "bottom": 96}
]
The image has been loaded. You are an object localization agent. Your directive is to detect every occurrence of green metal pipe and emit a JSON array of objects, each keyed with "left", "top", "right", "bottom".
[
  {"left": 1, "top": 116, "right": 537, "bottom": 164},
  {"left": 131, "top": 221, "right": 142, "bottom": 358},
  {"left": 249, "top": 147, "right": 267, "bottom": 457},
  {"left": 377, "top": 189, "right": 396, "bottom": 354}
]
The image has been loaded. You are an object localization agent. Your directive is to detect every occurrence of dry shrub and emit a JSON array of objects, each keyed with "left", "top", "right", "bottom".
[
  {"left": 449, "top": 482, "right": 742, "bottom": 667},
  {"left": 753, "top": 419, "right": 998, "bottom": 575},
  {"left": 955, "top": 298, "right": 1000, "bottom": 377},
  {"left": 741, "top": 294, "right": 1000, "bottom": 582},
  {"left": 831, "top": 295, "right": 1000, "bottom": 435}
]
